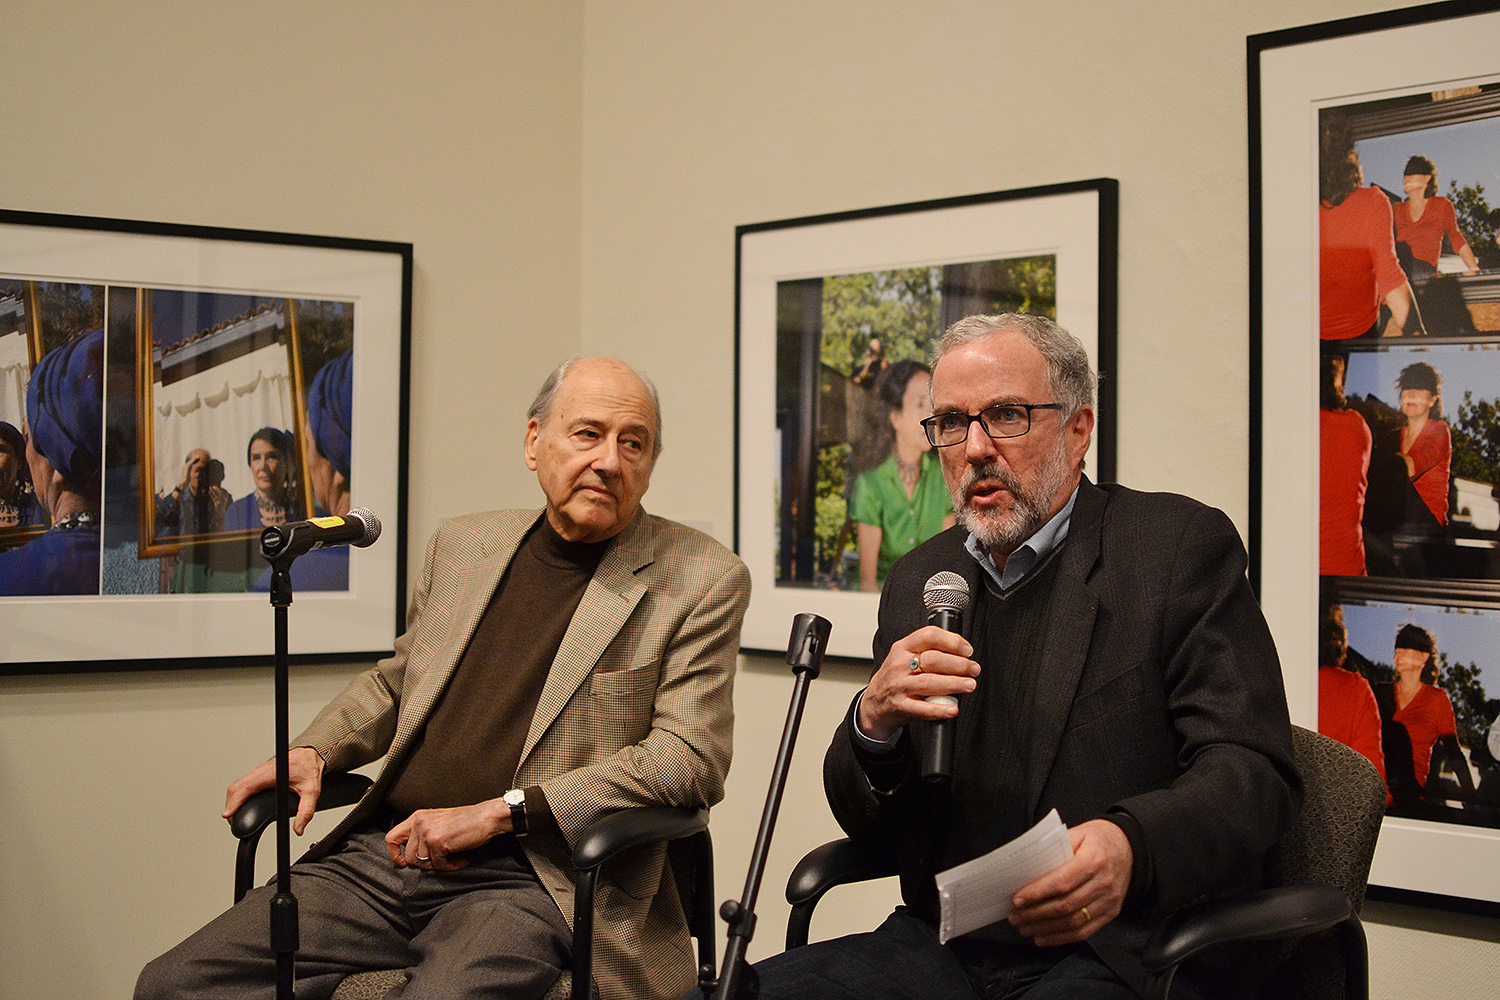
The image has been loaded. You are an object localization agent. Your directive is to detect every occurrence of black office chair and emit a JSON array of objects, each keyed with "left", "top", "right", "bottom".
[
  {"left": 784, "top": 726, "right": 1385, "bottom": 1000},
  {"left": 232, "top": 774, "right": 716, "bottom": 1000}
]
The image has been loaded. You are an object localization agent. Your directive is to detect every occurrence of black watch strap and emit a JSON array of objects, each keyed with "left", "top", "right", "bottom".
[{"left": 504, "top": 788, "right": 528, "bottom": 836}]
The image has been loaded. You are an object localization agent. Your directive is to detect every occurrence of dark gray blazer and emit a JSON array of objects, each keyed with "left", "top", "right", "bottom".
[{"left": 825, "top": 477, "right": 1301, "bottom": 992}]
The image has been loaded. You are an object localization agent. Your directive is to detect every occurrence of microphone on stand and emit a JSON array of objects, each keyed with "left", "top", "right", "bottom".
[
  {"left": 921, "top": 570, "right": 969, "bottom": 785},
  {"left": 260, "top": 507, "right": 382, "bottom": 560},
  {"left": 257, "top": 505, "right": 381, "bottom": 1000}
]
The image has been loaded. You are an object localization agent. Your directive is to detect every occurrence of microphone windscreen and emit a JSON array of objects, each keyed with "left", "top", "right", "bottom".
[
  {"left": 922, "top": 571, "right": 969, "bottom": 615},
  {"left": 348, "top": 507, "right": 383, "bottom": 547}
]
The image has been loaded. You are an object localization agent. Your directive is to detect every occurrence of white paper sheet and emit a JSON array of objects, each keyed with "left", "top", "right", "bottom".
[{"left": 933, "top": 808, "right": 1074, "bottom": 943}]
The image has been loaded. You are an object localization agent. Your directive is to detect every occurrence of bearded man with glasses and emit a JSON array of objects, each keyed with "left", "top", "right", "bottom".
[{"left": 735, "top": 314, "right": 1300, "bottom": 1000}]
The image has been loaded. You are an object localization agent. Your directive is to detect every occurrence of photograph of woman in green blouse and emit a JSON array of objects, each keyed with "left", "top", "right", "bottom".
[{"left": 849, "top": 359, "right": 954, "bottom": 591}]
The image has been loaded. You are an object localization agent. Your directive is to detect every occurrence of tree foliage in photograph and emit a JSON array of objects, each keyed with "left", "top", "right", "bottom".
[
  {"left": 1440, "top": 654, "right": 1493, "bottom": 751},
  {"left": 1450, "top": 180, "right": 1497, "bottom": 259},
  {"left": 35, "top": 282, "right": 105, "bottom": 354},
  {"left": 293, "top": 298, "right": 354, "bottom": 382},
  {"left": 975, "top": 255, "right": 1058, "bottom": 319},
  {"left": 1451, "top": 391, "right": 1500, "bottom": 488},
  {"left": 820, "top": 267, "right": 942, "bottom": 375},
  {"left": 814, "top": 442, "right": 852, "bottom": 584}
]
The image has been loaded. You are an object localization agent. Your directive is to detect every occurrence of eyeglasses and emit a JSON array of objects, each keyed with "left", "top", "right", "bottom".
[{"left": 920, "top": 402, "right": 1064, "bottom": 448}]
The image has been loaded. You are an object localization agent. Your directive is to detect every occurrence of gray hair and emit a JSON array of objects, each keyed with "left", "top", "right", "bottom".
[
  {"left": 931, "top": 313, "right": 1097, "bottom": 418},
  {"left": 527, "top": 356, "right": 664, "bottom": 459}
]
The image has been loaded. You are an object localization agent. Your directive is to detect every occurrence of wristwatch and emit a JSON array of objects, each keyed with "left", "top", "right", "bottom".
[{"left": 503, "top": 788, "right": 528, "bottom": 836}]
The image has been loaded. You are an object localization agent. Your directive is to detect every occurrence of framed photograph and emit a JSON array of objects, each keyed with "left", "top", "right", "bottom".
[
  {"left": 1251, "top": 1, "right": 1500, "bottom": 908},
  {"left": 0, "top": 210, "right": 411, "bottom": 673},
  {"left": 735, "top": 181, "right": 1118, "bottom": 659}
]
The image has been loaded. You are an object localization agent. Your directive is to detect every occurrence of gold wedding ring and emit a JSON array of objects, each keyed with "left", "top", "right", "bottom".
[{"left": 1079, "top": 905, "right": 1091, "bottom": 924}]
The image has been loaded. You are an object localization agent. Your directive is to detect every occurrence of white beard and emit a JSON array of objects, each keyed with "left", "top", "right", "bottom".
[{"left": 951, "top": 435, "right": 1073, "bottom": 556}]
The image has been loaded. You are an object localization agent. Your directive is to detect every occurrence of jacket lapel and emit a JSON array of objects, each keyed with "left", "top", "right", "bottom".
[
  {"left": 520, "top": 508, "right": 654, "bottom": 761},
  {"left": 1025, "top": 478, "right": 1104, "bottom": 816}
]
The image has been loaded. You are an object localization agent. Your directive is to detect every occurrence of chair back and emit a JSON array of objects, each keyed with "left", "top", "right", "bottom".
[{"left": 1271, "top": 726, "right": 1386, "bottom": 910}]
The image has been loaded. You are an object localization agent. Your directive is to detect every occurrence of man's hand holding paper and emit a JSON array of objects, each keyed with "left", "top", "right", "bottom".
[
  {"left": 1009, "top": 819, "right": 1133, "bottom": 947},
  {"left": 933, "top": 811, "right": 1134, "bottom": 946}
]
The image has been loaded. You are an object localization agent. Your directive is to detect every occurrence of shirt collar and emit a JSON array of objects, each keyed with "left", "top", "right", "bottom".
[{"left": 964, "top": 485, "right": 1079, "bottom": 591}]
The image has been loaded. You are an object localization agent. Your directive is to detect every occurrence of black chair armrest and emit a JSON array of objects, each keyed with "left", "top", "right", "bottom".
[
  {"left": 230, "top": 771, "right": 374, "bottom": 904},
  {"left": 785, "top": 838, "right": 899, "bottom": 949},
  {"left": 569, "top": 807, "right": 711, "bottom": 1000},
  {"left": 1140, "top": 884, "right": 1352, "bottom": 972},
  {"left": 230, "top": 771, "right": 374, "bottom": 840},
  {"left": 571, "top": 806, "right": 709, "bottom": 870},
  {"left": 787, "top": 837, "right": 896, "bottom": 905}
]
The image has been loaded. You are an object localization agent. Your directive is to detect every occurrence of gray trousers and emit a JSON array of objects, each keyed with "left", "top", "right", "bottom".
[{"left": 135, "top": 830, "right": 572, "bottom": 1000}]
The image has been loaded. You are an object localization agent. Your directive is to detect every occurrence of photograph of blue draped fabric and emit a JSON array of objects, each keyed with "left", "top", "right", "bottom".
[{"left": 0, "top": 280, "right": 104, "bottom": 596}]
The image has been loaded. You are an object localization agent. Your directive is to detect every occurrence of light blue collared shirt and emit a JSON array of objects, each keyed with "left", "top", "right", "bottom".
[{"left": 965, "top": 485, "right": 1079, "bottom": 592}]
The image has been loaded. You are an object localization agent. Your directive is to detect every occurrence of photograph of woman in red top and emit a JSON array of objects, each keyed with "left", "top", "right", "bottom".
[
  {"left": 1319, "top": 114, "right": 1424, "bottom": 340},
  {"left": 1318, "top": 605, "right": 1384, "bottom": 782},
  {"left": 1320, "top": 354, "right": 1371, "bottom": 575},
  {"left": 1397, "top": 361, "right": 1451, "bottom": 527},
  {"left": 1394, "top": 154, "right": 1481, "bottom": 278},
  {"left": 1377, "top": 624, "right": 1465, "bottom": 799}
]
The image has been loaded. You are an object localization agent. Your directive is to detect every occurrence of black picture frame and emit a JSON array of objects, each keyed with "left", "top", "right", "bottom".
[
  {"left": 734, "top": 181, "right": 1118, "bottom": 659},
  {"left": 1250, "top": 1, "right": 1500, "bottom": 910},
  {"left": 0, "top": 209, "right": 411, "bottom": 673}
]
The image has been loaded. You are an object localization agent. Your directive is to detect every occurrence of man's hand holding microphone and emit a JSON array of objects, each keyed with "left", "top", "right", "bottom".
[{"left": 858, "top": 572, "right": 976, "bottom": 778}]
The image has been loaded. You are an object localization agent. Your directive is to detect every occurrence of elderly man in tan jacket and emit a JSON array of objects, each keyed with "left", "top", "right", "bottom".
[{"left": 138, "top": 357, "right": 750, "bottom": 1000}]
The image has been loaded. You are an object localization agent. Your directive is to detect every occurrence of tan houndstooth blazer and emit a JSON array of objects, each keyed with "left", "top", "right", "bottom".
[{"left": 294, "top": 506, "right": 749, "bottom": 1000}]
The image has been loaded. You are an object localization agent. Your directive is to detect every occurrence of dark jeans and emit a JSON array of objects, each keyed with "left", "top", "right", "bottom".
[{"left": 690, "top": 910, "right": 1135, "bottom": 1000}]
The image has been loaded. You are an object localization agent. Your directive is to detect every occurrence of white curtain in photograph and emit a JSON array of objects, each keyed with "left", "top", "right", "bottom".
[
  {"left": 153, "top": 340, "right": 295, "bottom": 502},
  {"left": 0, "top": 330, "right": 30, "bottom": 431}
]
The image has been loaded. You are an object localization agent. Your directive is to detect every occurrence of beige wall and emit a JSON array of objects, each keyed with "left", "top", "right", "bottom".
[{"left": 1, "top": 1, "right": 1498, "bottom": 997}]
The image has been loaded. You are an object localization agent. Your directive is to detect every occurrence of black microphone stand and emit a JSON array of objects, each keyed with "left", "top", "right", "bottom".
[
  {"left": 711, "top": 613, "right": 831, "bottom": 1000},
  {"left": 257, "top": 511, "right": 380, "bottom": 999},
  {"left": 265, "top": 549, "right": 300, "bottom": 1000}
]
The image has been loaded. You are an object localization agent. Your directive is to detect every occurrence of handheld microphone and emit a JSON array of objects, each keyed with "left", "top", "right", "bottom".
[
  {"left": 260, "top": 507, "right": 382, "bottom": 560},
  {"left": 921, "top": 570, "right": 969, "bottom": 785}
]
